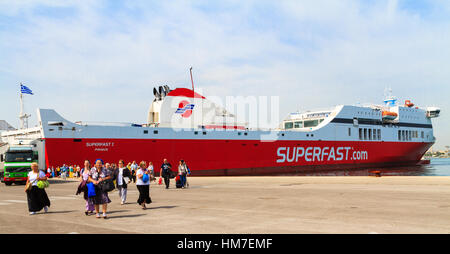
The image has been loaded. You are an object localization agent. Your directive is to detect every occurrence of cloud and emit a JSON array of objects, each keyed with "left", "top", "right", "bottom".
[{"left": 0, "top": 0, "right": 449, "bottom": 148}]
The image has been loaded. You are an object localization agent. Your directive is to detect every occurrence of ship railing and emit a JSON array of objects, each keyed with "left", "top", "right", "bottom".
[{"left": 74, "top": 121, "right": 143, "bottom": 127}]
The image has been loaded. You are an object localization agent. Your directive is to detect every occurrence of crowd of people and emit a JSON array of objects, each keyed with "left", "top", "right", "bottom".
[{"left": 25, "top": 158, "right": 191, "bottom": 218}]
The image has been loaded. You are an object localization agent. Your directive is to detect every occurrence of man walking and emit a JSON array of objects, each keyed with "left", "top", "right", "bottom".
[{"left": 159, "top": 159, "right": 173, "bottom": 189}]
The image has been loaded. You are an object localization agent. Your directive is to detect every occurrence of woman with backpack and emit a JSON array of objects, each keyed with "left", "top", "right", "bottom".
[{"left": 136, "top": 161, "right": 152, "bottom": 210}]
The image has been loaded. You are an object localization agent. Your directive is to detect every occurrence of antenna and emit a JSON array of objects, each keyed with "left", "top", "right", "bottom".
[{"left": 190, "top": 67, "right": 195, "bottom": 93}]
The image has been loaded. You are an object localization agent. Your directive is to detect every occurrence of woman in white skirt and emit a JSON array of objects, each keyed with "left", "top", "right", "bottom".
[{"left": 25, "top": 163, "right": 50, "bottom": 215}]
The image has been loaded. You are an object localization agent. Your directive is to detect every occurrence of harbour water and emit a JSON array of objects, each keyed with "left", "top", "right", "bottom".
[{"left": 282, "top": 158, "right": 450, "bottom": 176}]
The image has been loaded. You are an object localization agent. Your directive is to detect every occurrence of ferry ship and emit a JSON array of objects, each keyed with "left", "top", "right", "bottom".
[{"left": 1, "top": 86, "right": 441, "bottom": 175}]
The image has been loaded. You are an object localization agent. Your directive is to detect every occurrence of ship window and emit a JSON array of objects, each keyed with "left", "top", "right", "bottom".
[
  {"left": 194, "top": 131, "right": 198, "bottom": 135},
  {"left": 368, "top": 129, "right": 372, "bottom": 140},
  {"left": 294, "top": 121, "right": 303, "bottom": 128},
  {"left": 203, "top": 131, "right": 207, "bottom": 135},
  {"left": 421, "top": 131, "right": 424, "bottom": 138},
  {"left": 153, "top": 130, "right": 158, "bottom": 134},
  {"left": 377, "top": 129, "right": 381, "bottom": 140},
  {"left": 359, "top": 128, "right": 363, "bottom": 140},
  {"left": 284, "top": 122, "right": 293, "bottom": 129},
  {"left": 348, "top": 128, "right": 351, "bottom": 137},
  {"left": 304, "top": 120, "right": 319, "bottom": 128},
  {"left": 244, "top": 133, "right": 248, "bottom": 136},
  {"left": 398, "top": 130, "right": 401, "bottom": 141},
  {"left": 364, "top": 128, "right": 367, "bottom": 140},
  {"left": 144, "top": 130, "right": 148, "bottom": 134},
  {"left": 319, "top": 119, "right": 324, "bottom": 123}
]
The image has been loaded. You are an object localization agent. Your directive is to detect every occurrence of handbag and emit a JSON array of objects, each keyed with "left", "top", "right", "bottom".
[
  {"left": 25, "top": 173, "right": 39, "bottom": 191},
  {"left": 100, "top": 179, "right": 115, "bottom": 192},
  {"left": 87, "top": 182, "right": 96, "bottom": 197},
  {"left": 142, "top": 173, "right": 149, "bottom": 183},
  {"left": 123, "top": 177, "right": 131, "bottom": 184}
]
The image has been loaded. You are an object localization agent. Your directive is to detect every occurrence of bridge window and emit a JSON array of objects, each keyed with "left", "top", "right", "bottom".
[
  {"left": 304, "top": 120, "right": 319, "bottom": 128},
  {"left": 294, "top": 121, "right": 303, "bottom": 128},
  {"left": 284, "top": 122, "right": 293, "bottom": 129}
]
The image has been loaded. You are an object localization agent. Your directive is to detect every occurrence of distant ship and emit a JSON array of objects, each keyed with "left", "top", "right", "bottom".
[{"left": 1, "top": 86, "right": 441, "bottom": 175}]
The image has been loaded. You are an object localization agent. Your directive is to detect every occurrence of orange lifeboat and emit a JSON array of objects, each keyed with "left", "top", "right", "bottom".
[
  {"left": 404, "top": 100, "right": 414, "bottom": 107},
  {"left": 382, "top": 111, "right": 398, "bottom": 120}
]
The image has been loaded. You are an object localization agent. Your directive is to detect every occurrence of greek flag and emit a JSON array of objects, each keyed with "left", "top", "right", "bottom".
[{"left": 20, "top": 84, "right": 33, "bottom": 95}]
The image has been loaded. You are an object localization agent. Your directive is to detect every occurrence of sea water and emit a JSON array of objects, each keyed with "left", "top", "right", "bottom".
[{"left": 283, "top": 158, "right": 450, "bottom": 176}]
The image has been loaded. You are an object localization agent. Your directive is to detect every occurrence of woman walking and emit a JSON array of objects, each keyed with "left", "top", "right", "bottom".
[
  {"left": 113, "top": 159, "right": 131, "bottom": 205},
  {"left": 25, "top": 162, "right": 50, "bottom": 215},
  {"left": 178, "top": 160, "right": 188, "bottom": 189},
  {"left": 136, "top": 161, "right": 152, "bottom": 210},
  {"left": 148, "top": 161, "right": 156, "bottom": 182},
  {"left": 80, "top": 160, "right": 94, "bottom": 215},
  {"left": 88, "top": 159, "right": 112, "bottom": 219}
]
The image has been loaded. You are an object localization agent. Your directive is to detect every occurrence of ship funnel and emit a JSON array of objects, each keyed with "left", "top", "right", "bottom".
[
  {"left": 153, "top": 87, "right": 161, "bottom": 100},
  {"left": 159, "top": 86, "right": 166, "bottom": 97},
  {"left": 163, "top": 85, "right": 171, "bottom": 95}
]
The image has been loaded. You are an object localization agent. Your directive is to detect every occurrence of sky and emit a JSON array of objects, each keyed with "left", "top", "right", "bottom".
[{"left": 0, "top": 0, "right": 449, "bottom": 150}]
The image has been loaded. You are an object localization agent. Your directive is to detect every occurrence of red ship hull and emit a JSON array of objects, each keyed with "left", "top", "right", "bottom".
[{"left": 44, "top": 138, "right": 433, "bottom": 176}]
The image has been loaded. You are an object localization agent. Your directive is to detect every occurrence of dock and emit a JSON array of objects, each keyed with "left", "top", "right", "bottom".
[{"left": 0, "top": 176, "right": 449, "bottom": 234}]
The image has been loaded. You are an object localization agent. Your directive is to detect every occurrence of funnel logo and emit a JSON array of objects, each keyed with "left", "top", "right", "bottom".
[{"left": 175, "top": 100, "right": 195, "bottom": 118}]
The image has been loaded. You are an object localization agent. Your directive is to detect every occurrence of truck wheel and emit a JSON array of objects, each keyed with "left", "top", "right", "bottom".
[{"left": 5, "top": 182, "right": 12, "bottom": 186}]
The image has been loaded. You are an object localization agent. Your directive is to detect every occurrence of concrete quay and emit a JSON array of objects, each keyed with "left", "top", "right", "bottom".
[{"left": 0, "top": 176, "right": 449, "bottom": 234}]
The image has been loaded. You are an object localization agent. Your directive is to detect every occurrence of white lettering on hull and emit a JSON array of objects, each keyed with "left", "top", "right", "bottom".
[{"left": 276, "top": 146, "right": 368, "bottom": 163}]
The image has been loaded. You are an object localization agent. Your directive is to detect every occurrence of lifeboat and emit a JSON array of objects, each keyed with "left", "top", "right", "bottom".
[
  {"left": 382, "top": 111, "right": 398, "bottom": 121},
  {"left": 405, "top": 100, "right": 414, "bottom": 107}
]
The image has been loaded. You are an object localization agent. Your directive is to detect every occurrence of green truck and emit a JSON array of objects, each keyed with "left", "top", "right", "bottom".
[{"left": 0, "top": 146, "right": 38, "bottom": 186}]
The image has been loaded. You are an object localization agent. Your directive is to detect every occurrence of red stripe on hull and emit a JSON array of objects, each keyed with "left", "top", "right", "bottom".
[{"left": 43, "top": 138, "right": 432, "bottom": 176}]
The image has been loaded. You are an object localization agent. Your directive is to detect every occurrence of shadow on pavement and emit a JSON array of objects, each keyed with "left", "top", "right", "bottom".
[
  {"left": 148, "top": 206, "right": 177, "bottom": 210},
  {"left": 43, "top": 210, "right": 77, "bottom": 214},
  {"left": 48, "top": 179, "right": 78, "bottom": 184},
  {"left": 107, "top": 214, "right": 146, "bottom": 219},
  {"left": 106, "top": 210, "right": 131, "bottom": 214}
]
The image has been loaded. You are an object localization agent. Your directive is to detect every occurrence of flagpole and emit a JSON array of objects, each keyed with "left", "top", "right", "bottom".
[{"left": 19, "top": 83, "right": 24, "bottom": 129}]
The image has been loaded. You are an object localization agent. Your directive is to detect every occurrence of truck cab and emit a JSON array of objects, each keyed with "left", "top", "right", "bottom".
[{"left": 0, "top": 146, "right": 37, "bottom": 185}]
